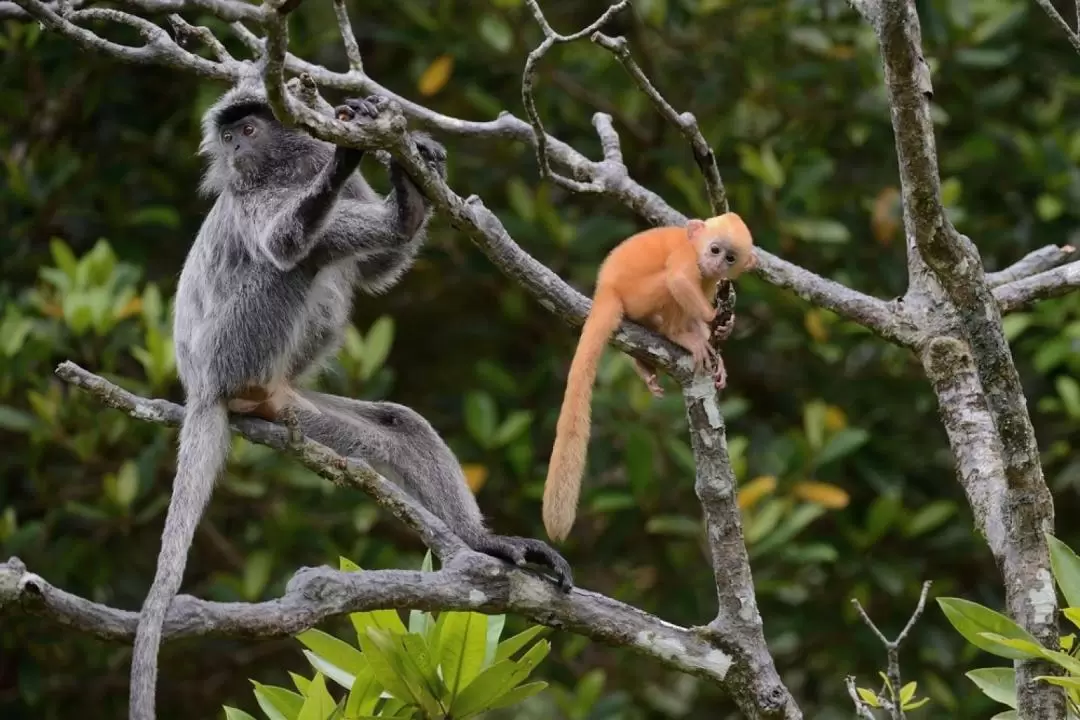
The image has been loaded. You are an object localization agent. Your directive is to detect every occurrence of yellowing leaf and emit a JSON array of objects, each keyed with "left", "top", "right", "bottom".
[
  {"left": 418, "top": 55, "right": 454, "bottom": 96},
  {"left": 872, "top": 186, "right": 901, "bottom": 246},
  {"left": 738, "top": 475, "right": 777, "bottom": 510},
  {"left": 792, "top": 480, "right": 850, "bottom": 509},
  {"left": 804, "top": 309, "right": 828, "bottom": 343},
  {"left": 462, "top": 464, "right": 488, "bottom": 493},
  {"left": 823, "top": 405, "right": 847, "bottom": 432},
  {"left": 116, "top": 296, "right": 143, "bottom": 320}
]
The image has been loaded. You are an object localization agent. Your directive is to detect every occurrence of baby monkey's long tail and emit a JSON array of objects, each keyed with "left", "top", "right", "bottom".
[
  {"left": 543, "top": 287, "right": 624, "bottom": 542},
  {"left": 129, "top": 399, "right": 230, "bottom": 720}
]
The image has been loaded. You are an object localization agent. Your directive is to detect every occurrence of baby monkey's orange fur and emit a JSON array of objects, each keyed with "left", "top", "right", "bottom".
[{"left": 542, "top": 213, "right": 756, "bottom": 543}]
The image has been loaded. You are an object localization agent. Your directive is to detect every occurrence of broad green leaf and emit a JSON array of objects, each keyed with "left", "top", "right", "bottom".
[
  {"left": 350, "top": 606, "right": 407, "bottom": 642},
  {"left": 438, "top": 611, "right": 488, "bottom": 697},
  {"left": 364, "top": 628, "right": 443, "bottom": 717},
  {"left": 464, "top": 392, "right": 498, "bottom": 447},
  {"left": 297, "top": 629, "right": 368, "bottom": 676},
  {"left": 451, "top": 640, "right": 550, "bottom": 717},
  {"left": 937, "top": 597, "right": 1042, "bottom": 659},
  {"left": 991, "top": 712, "right": 1019, "bottom": 720},
  {"left": 494, "top": 625, "right": 549, "bottom": 663},
  {"left": 223, "top": 707, "right": 259, "bottom": 720},
  {"left": 360, "top": 316, "right": 394, "bottom": 380},
  {"left": 483, "top": 614, "right": 506, "bottom": 668},
  {"left": 802, "top": 400, "right": 827, "bottom": 450},
  {"left": 1058, "top": 377, "right": 1080, "bottom": 418},
  {"left": 344, "top": 663, "right": 382, "bottom": 717},
  {"left": 1048, "top": 534, "right": 1080, "bottom": 608},
  {"left": 492, "top": 410, "right": 532, "bottom": 447},
  {"left": 296, "top": 674, "right": 335, "bottom": 720},
  {"left": 813, "top": 428, "right": 870, "bottom": 467},
  {"left": 289, "top": 672, "right": 312, "bottom": 695},
  {"left": 752, "top": 503, "right": 826, "bottom": 556},
  {"left": 484, "top": 680, "right": 549, "bottom": 712},
  {"left": 301, "top": 649, "right": 357, "bottom": 690},
  {"left": 977, "top": 633, "right": 1080, "bottom": 676},
  {"left": 0, "top": 406, "right": 36, "bottom": 433},
  {"left": 354, "top": 628, "right": 417, "bottom": 705},
  {"left": 966, "top": 668, "right": 1017, "bottom": 709},
  {"left": 399, "top": 633, "right": 447, "bottom": 708},
  {"left": 252, "top": 682, "right": 304, "bottom": 720},
  {"left": 1064, "top": 609, "right": 1080, "bottom": 632}
]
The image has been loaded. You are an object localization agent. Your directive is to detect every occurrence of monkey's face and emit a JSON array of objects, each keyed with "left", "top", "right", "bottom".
[
  {"left": 218, "top": 114, "right": 274, "bottom": 172},
  {"left": 687, "top": 214, "right": 757, "bottom": 280}
]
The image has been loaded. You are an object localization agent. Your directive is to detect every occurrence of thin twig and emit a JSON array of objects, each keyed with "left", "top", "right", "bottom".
[
  {"left": 846, "top": 676, "right": 879, "bottom": 719},
  {"left": 167, "top": 12, "right": 233, "bottom": 62},
  {"left": 332, "top": 0, "right": 362, "bottom": 73},
  {"left": 1032, "top": 0, "right": 1080, "bottom": 53},
  {"left": 849, "top": 580, "right": 933, "bottom": 719},
  {"left": 591, "top": 32, "right": 727, "bottom": 215},
  {"left": 520, "top": 0, "right": 629, "bottom": 191},
  {"left": 986, "top": 244, "right": 1077, "bottom": 286}
]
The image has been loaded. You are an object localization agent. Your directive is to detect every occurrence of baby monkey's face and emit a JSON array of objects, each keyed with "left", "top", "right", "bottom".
[{"left": 687, "top": 213, "right": 757, "bottom": 280}]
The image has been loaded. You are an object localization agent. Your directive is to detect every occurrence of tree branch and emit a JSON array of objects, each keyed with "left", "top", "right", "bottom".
[
  {"left": 994, "top": 259, "right": 1080, "bottom": 313},
  {"left": 519, "top": 0, "right": 629, "bottom": 192},
  {"left": 1031, "top": 0, "right": 1080, "bottom": 54},
  {"left": 986, "top": 244, "right": 1077, "bottom": 287},
  {"left": 0, "top": 555, "right": 740, "bottom": 687},
  {"left": 591, "top": 32, "right": 727, "bottom": 215},
  {"left": 54, "top": 361, "right": 466, "bottom": 561},
  {"left": 849, "top": 581, "right": 933, "bottom": 719}
]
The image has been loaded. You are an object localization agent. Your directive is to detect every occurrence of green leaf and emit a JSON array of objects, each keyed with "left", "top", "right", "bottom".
[
  {"left": 625, "top": 426, "right": 655, "bottom": 497},
  {"left": 857, "top": 687, "right": 881, "bottom": 707},
  {"left": 297, "top": 629, "right": 368, "bottom": 677},
  {"left": 364, "top": 628, "right": 443, "bottom": 717},
  {"left": 782, "top": 217, "right": 850, "bottom": 244},
  {"left": 752, "top": 503, "right": 826, "bottom": 556},
  {"left": 438, "top": 611, "right": 488, "bottom": 697},
  {"left": 813, "top": 428, "right": 870, "bottom": 467},
  {"left": 899, "top": 680, "right": 916, "bottom": 704},
  {"left": 359, "top": 316, "right": 394, "bottom": 381},
  {"left": 464, "top": 392, "right": 498, "bottom": 447},
  {"left": 242, "top": 551, "right": 273, "bottom": 600},
  {"left": 491, "top": 410, "right": 532, "bottom": 447},
  {"left": 991, "top": 712, "right": 1019, "bottom": 720},
  {"left": 484, "top": 680, "right": 548, "bottom": 712},
  {"left": 289, "top": 672, "right": 311, "bottom": 695},
  {"left": 1057, "top": 377, "right": 1080, "bottom": 419},
  {"left": 644, "top": 514, "right": 700, "bottom": 537},
  {"left": 1048, "top": 534, "right": 1080, "bottom": 608},
  {"left": 349, "top": 604, "right": 407, "bottom": 643},
  {"left": 0, "top": 406, "right": 37, "bottom": 433},
  {"left": 252, "top": 682, "right": 304, "bottom": 720},
  {"left": 1035, "top": 675, "right": 1080, "bottom": 690},
  {"left": 937, "top": 597, "right": 1043, "bottom": 660},
  {"left": 354, "top": 627, "right": 420, "bottom": 707},
  {"left": 223, "top": 707, "right": 260, "bottom": 720},
  {"left": 478, "top": 14, "right": 513, "bottom": 53},
  {"left": 494, "top": 624, "right": 548, "bottom": 663},
  {"left": 343, "top": 663, "right": 382, "bottom": 717},
  {"left": 966, "top": 668, "right": 1017, "bottom": 709},
  {"left": 451, "top": 640, "right": 550, "bottom": 717},
  {"left": 1064, "top": 608, "right": 1080, "bottom": 632},
  {"left": 904, "top": 697, "right": 931, "bottom": 710},
  {"left": 398, "top": 632, "right": 447, "bottom": 707},
  {"left": 296, "top": 674, "right": 336, "bottom": 720},
  {"left": 802, "top": 400, "right": 827, "bottom": 450},
  {"left": 301, "top": 649, "right": 357, "bottom": 691},
  {"left": 49, "top": 238, "right": 79, "bottom": 279},
  {"left": 903, "top": 500, "right": 957, "bottom": 538},
  {"left": 483, "top": 614, "right": 506, "bottom": 668}
]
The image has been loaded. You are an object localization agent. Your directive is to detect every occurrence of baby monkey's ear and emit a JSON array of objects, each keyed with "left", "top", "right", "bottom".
[{"left": 685, "top": 218, "right": 707, "bottom": 240}]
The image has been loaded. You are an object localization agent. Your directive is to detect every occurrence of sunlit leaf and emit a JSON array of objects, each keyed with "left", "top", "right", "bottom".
[
  {"left": 418, "top": 55, "right": 454, "bottom": 96},
  {"left": 296, "top": 673, "right": 335, "bottom": 720},
  {"left": 938, "top": 597, "right": 1043, "bottom": 659},
  {"left": 737, "top": 476, "right": 777, "bottom": 510},
  {"left": 966, "top": 668, "right": 1017, "bottom": 709},
  {"left": 791, "top": 480, "right": 850, "bottom": 509},
  {"left": 1048, "top": 534, "right": 1080, "bottom": 608}
]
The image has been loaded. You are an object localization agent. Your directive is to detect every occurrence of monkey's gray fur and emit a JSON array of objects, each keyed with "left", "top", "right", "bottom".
[{"left": 129, "top": 81, "right": 571, "bottom": 720}]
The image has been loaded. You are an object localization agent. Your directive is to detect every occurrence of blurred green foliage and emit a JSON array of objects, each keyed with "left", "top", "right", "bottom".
[{"left": 2, "top": 0, "right": 1079, "bottom": 718}]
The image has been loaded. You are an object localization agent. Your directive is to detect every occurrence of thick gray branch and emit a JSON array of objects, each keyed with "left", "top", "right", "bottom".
[
  {"left": 986, "top": 244, "right": 1077, "bottom": 287},
  {"left": 54, "top": 361, "right": 466, "bottom": 560},
  {"left": 0, "top": 556, "right": 739, "bottom": 687}
]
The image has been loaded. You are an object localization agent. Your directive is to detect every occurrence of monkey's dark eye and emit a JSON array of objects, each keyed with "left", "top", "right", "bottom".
[
  {"left": 222, "top": 130, "right": 233, "bottom": 142},
  {"left": 709, "top": 244, "right": 721, "bottom": 255},
  {"left": 725, "top": 251, "right": 737, "bottom": 263},
  {"left": 242, "top": 124, "right": 255, "bottom": 136}
]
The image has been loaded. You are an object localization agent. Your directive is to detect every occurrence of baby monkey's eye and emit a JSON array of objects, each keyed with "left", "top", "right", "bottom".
[
  {"left": 709, "top": 244, "right": 721, "bottom": 255},
  {"left": 725, "top": 251, "right": 737, "bottom": 263},
  {"left": 242, "top": 124, "right": 255, "bottom": 136}
]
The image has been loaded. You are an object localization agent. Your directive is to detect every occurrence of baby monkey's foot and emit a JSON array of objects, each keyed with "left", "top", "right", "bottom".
[
  {"left": 712, "top": 312, "right": 736, "bottom": 343},
  {"left": 632, "top": 358, "right": 665, "bottom": 398},
  {"left": 713, "top": 354, "right": 728, "bottom": 392},
  {"left": 469, "top": 534, "right": 574, "bottom": 592}
]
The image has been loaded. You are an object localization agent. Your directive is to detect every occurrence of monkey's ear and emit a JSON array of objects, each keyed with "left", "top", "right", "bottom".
[
  {"left": 685, "top": 219, "right": 706, "bottom": 240},
  {"left": 745, "top": 250, "right": 759, "bottom": 270}
]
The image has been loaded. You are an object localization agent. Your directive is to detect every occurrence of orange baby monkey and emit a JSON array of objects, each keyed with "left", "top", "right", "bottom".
[{"left": 542, "top": 213, "right": 756, "bottom": 542}]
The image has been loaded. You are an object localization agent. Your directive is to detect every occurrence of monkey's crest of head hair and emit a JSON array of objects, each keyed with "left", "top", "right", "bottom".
[
  {"left": 691, "top": 212, "right": 757, "bottom": 278},
  {"left": 197, "top": 80, "right": 330, "bottom": 197}
]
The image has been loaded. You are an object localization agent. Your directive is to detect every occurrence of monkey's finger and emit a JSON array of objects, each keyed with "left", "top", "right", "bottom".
[
  {"left": 518, "top": 539, "right": 574, "bottom": 592},
  {"left": 472, "top": 535, "right": 527, "bottom": 566},
  {"left": 341, "top": 97, "right": 380, "bottom": 119},
  {"left": 334, "top": 103, "right": 358, "bottom": 122}
]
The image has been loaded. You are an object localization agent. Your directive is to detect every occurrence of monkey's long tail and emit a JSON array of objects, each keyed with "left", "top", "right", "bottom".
[
  {"left": 129, "top": 399, "right": 230, "bottom": 720},
  {"left": 542, "top": 287, "right": 624, "bottom": 542}
]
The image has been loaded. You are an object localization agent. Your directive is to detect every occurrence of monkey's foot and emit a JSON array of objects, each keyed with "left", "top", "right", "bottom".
[
  {"left": 711, "top": 312, "right": 736, "bottom": 343},
  {"left": 408, "top": 131, "right": 448, "bottom": 180},
  {"left": 631, "top": 358, "right": 664, "bottom": 397},
  {"left": 335, "top": 95, "right": 387, "bottom": 122},
  {"left": 642, "top": 375, "right": 664, "bottom": 398},
  {"left": 469, "top": 534, "right": 573, "bottom": 592},
  {"left": 713, "top": 354, "right": 728, "bottom": 392}
]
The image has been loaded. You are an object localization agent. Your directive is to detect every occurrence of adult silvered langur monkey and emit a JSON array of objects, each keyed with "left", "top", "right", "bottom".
[{"left": 128, "top": 80, "right": 572, "bottom": 720}]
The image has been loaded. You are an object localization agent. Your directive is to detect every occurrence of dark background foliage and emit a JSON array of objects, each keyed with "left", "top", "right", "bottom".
[{"left": 2, "top": 0, "right": 1080, "bottom": 717}]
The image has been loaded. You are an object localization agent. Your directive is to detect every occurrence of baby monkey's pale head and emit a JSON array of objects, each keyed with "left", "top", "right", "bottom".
[{"left": 686, "top": 212, "right": 757, "bottom": 280}]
